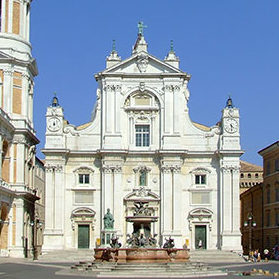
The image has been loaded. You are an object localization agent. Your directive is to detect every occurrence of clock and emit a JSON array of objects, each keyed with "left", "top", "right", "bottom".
[
  {"left": 224, "top": 118, "right": 238, "bottom": 134},
  {"left": 47, "top": 117, "right": 61, "bottom": 132}
]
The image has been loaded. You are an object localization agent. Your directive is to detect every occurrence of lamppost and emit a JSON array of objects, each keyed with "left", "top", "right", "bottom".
[{"left": 244, "top": 212, "right": 256, "bottom": 254}]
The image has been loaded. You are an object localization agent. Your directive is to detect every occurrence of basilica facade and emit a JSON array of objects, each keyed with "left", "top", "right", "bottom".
[{"left": 43, "top": 31, "right": 243, "bottom": 251}]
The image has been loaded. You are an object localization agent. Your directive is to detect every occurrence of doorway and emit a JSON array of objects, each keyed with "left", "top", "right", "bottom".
[
  {"left": 78, "top": 224, "right": 89, "bottom": 249},
  {"left": 195, "top": 225, "right": 206, "bottom": 249}
]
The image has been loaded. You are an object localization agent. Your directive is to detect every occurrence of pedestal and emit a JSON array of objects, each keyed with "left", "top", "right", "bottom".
[{"left": 101, "top": 229, "right": 117, "bottom": 247}]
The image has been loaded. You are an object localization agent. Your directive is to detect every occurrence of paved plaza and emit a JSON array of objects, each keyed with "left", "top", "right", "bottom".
[{"left": 0, "top": 250, "right": 278, "bottom": 279}]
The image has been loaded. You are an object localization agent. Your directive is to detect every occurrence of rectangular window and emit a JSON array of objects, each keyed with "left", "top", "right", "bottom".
[
  {"left": 276, "top": 211, "right": 279, "bottom": 226},
  {"left": 195, "top": 175, "right": 206, "bottom": 185},
  {"left": 276, "top": 188, "right": 279, "bottom": 202},
  {"left": 267, "top": 188, "right": 271, "bottom": 204},
  {"left": 135, "top": 125, "right": 150, "bottom": 147},
  {"left": 275, "top": 159, "right": 279, "bottom": 172},
  {"left": 192, "top": 192, "right": 210, "bottom": 204},
  {"left": 266, "top": 211, "right": 270, "bottom": 227},
  {"left": 75, "top": 191, "right": 93, "bottom": 204},
  {"left": 266, "top": 161, "right": 271, "bottom": 175},
  {"left": 79, "top": 174, "right": 90, "bottom": 184}
]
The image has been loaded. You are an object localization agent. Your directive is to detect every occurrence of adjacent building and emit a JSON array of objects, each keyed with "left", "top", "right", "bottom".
[
  {"left": 0, "top": 0, "right": 40, "bottom": 257},
  {"left": 240, "top": 183, "right": 263, "bottom": 254},
  {"left": 258, "top": 142, "right": 279, "bottom": 250},
  {"left": 239, "top": 161, "right": 263, "bottom": 194},
  {"left": 240, "top": 142, "right": 279, "bottom": 254},
  {"left": 34, "top": 157, "right": 45, "bottom": 255},
  {"left": 42, "top": 29, "right": 243, "bottom": 252}
]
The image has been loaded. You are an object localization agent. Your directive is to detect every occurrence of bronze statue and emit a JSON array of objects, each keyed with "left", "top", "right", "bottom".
[{"left": 103, "top": 208, "right": 114, "bottom": 229}]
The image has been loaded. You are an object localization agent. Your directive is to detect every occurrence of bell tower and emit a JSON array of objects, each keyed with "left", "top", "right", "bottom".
[
  {"left": 0, "top": 0, "right": 39, "bottom": 258},
  {"left": 0, "top": 0, "right": 38, "bottom": 123}
]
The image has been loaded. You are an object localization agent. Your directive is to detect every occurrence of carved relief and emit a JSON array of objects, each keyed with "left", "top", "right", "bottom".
[
  {"left": 64, "top": 126, "right": 79, "bottom": 136},
  {"left": 164, "top": 85, "right": 180, "bottom": 92},
  {"left": 137, "top": 54, "right": 149, "bottom": 73},
  {"left": 221, "top": 165, "right": 240, "bottom": 174},
  {"left": 102, "top": 164, "right": 122, "bottom": 173},
  {"left": 205, "top": 126, "right": 221, "bottom": 138},
  {"left": 105, "top": 84, "right": 122, "bottom": 92},
  {"left": 45, "top": 164, "right": 63, "bottom": 173},
  {"left": 27, "top": 145, "right": 36, "bottom": 165},
  {"left": 133, "top": 165, "right": 151, "bottom": 173},
  {"left": 13, "top": 135, "right": 26, "bottom": 144},
  {"left": 128, "top": 110, "right": 158, "bottom": 121},
  {"left": 139, "top": 82, "right": 145, "bottom": 92},
  {"left": 161, "top": 164, "right": 181, "bottom": 173}
]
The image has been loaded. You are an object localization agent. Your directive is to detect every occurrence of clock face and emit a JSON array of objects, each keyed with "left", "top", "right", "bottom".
[
  {"left": 47, "top": 117, "right": 61, "bottom": 132},
  {"left": 224, "top": 118, "right": 238, "bottom": 134}
]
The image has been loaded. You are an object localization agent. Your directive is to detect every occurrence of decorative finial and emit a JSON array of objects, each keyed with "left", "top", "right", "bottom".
[
  {"left": 170, "top": 40, "right": 174, "bottom": 53},
  {"left": 137, "top": 21, "right": 147, "bottom": 36},
  {"left": 226, "top": 95, "right": 233, "bottom": 108},
  {"left": 112, "top": 39, "right": 116, "bottom": 52},
  {"left": 51, "top": 92, "right": 59, "bottom": 107}
]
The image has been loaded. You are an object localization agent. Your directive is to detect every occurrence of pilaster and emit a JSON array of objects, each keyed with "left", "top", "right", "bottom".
[
  {"left": 101, "top": 162, "right": 123, "bottom": 232},
  {"left": 3, "top": 69, "right": 13, "bottom": 114},
  {"left": 43, "top": 162, "right": 64, "bottom": 250},
  {"left": 161, "top": 160, "right": 182, "bottom": 237}
]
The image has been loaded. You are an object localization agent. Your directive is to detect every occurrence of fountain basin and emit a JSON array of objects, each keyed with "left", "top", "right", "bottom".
[{"left": 94, "top": 248, "right": 190, "bottom": 263}]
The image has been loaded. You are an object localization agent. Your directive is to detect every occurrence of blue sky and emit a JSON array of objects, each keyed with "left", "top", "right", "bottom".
[{"left": 31, "top": 0, "right": 279, "bottom": 165}]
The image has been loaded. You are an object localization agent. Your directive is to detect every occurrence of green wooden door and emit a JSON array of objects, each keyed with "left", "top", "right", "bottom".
[
  {"left": 78, "top": 225, "right": 89, "bottom": 249},
  {"left": 195, "top": 225, "right": 206, "bottom": 249}
]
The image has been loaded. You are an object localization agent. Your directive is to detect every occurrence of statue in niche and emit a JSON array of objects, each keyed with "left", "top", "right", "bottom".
[
  {"left": 139, "top": 170, "right": 147, "bottom": 186},
  {"left": 103, "top": 208, "right": 114, "bottom": 229}
]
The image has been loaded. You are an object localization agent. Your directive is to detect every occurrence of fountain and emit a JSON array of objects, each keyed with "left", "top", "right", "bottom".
[{"left": 94, "top": 202, "right": 190, "bottom": 263}]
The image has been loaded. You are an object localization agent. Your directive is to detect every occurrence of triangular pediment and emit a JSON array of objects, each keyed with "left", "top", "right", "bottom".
[
  {"left": 124, "top": 187, "right": 160, "bottom": 202},
  {"left": 101, "top": 51, "right": 184, "bottom": 75}
]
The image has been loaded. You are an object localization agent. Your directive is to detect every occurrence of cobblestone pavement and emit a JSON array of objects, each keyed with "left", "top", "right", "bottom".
[{"left": 0, "top": 256, "right": 278, "bottom": 279}]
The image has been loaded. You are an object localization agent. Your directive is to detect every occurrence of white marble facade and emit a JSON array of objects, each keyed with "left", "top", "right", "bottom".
[{"left": 42, "top": 31, "right": 243, "bottom": 252}]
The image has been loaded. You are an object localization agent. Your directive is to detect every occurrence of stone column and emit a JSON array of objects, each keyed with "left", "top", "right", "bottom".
[
  {"left": 14, "top": 135, "right": 26, "bottom": 185},
  {"left": 221, "top": 167, "right": 232, "bottom": 233},
  {"left": 220, "top": 165, "right": 242, "bottom": 250},
  {"left": 8, "top": 0, "right": 13, "bottom": 33},
  {"left": 164, "top": 85, "right": 173, "bottom": 134},
  {"left": 44, "top": 165, "right": 55, "bottom": 231},
  {"left": 173, "top": 166, "right": 182, "bottom": 233},
  {"left": 102, "top": 166, "right": 113, "bottom": 224},
  {"left": 21, "top": 73, "right": 29, "bottom": 119},
  {"left": 114, "top": 85, "right": 121, "bottom": 134},
  {"left": 3, "top": 69, "right": 13, "bottom": 113},
  {"left": 54, "top": 164, "right": 64, "bottom": 231},
  {"left": 43, "top": 163, "right": 64, "bottom": 250},
  {"left": 28, "top": 81, "right": 34, "bottom": 124},
  {"left": 113, "top": 166, "right": 122, "bottom": 234},
  {"left": 161, "top": 166, "right": 172, "bottom": 235},
  {"left": 9, "top": 198, "right": 25, "bottom": 257},
  {"left": 1, "top": 0, "right": 6, "bottom": 33}
]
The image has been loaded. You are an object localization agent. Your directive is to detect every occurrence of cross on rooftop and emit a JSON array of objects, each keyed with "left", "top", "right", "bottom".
[{"left": 138, "top": 21, "right": 147, "bottom": 35}]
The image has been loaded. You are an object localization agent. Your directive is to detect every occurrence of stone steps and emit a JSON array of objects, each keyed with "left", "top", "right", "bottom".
[
  {"left": 189, "top": 250, "right": 244, "bottom": 263},
  {"left": 39, "top": 249, "right": 93, "bottom": 262},
  {"left": 69, "top": 261, "right": 227, "bottom": 278}
]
